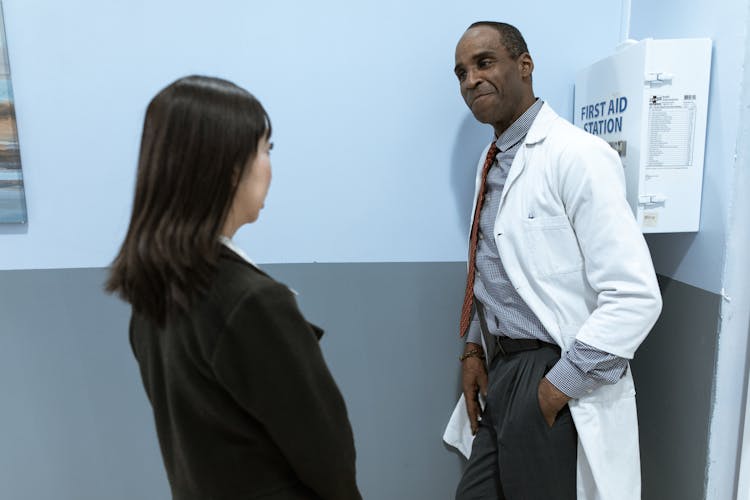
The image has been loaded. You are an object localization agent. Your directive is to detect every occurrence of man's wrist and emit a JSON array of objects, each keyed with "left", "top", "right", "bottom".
[
  {"left": 460, "top": 342, "right": 485, "bottom": 363},
  {"left": 459, "top": 349, "right": 485, "bottom": 362},
  {"left": 464, "top": 342, "right": 483, "bottom": 353},
  {"left": 539, "top": 376, "right": 572, "bottom": 405},
  {"left": 464, "top": 342, "right": 484, "bottom": 355}
]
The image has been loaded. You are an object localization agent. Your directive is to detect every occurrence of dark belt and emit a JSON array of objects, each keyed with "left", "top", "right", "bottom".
[
  {"left": 475, "top": 298, "right": 555, "bottom": 361},
  {"left": 494, "top": 336, "right": 544, "bottom": 356}
]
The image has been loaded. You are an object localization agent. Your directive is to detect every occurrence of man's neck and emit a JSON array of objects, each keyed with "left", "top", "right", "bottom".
[{"left": 493, "top": 96, "right": 538, "bottom": 138}]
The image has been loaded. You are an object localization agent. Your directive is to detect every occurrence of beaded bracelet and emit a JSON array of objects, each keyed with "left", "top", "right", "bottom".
[{"left": 459, "top": 349, "right": 485, "bottom": 362}]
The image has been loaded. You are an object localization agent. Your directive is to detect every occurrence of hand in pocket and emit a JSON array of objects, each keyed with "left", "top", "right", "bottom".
[{"left": 537, "top": 377, "right": 571, "bottom": 428}]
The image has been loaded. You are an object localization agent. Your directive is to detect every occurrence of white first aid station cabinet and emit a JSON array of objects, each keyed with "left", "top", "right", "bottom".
[{"left": 574, "top": 38, "right": 712, "bottom": 233}]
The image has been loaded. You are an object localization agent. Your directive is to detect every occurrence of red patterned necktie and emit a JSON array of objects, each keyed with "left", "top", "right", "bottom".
[{"left": 459, "top": 143, "right": 499, "bottom": 337}]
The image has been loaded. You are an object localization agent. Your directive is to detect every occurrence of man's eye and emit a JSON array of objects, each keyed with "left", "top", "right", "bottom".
[
  {"left": 456, "top": 71, "right": 466, "bottom": 82},
  {"left": 478, "top": 59, "right": 491, "bottom": 68}
]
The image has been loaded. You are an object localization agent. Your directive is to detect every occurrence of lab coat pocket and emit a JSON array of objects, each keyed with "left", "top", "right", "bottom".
[{"left": 523, "top": 215, "right": 583, "bottom": 278}]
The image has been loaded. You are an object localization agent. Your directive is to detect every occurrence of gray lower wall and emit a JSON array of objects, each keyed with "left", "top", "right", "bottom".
[
  {"left": 265, "top": 263, "right": 467, "bottom": 499},
  {"left": 632, "top": 275, "right": 721, "bottom": 500},
  {"left": 0, "top": 267, "right": 167, "bottom": 500},
  {"left": 0, "top": 263, "right": 467, "bottom": 500},
  {"left": 0, "top": 265, "right": 722, "bottom": 499}
]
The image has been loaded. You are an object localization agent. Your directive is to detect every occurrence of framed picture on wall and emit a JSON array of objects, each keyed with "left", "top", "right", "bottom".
[{"left": 0, "top": 1, "right": 26, "bottom": 224}]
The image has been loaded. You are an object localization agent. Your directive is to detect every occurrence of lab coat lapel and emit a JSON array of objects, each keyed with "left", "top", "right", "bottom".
[
  {"left": 498, "top": 145, "right": 527, "bottom": 209},
  {"left": 497, "top": 103, "right": 558, "bottom": 209}
]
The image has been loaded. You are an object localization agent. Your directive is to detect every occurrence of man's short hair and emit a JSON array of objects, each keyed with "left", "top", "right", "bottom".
[{"left": 468, "top": 21, "right": 529, "bottom": 59}]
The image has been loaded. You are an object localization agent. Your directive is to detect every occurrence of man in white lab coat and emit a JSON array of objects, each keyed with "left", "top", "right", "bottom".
[{"left": 450, "top": 22, "right": 662, "bottom": 499}]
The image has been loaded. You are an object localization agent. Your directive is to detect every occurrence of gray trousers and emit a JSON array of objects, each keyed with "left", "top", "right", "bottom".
[{"left": 455, "top": 343, "right": 577, "bottom": 499}]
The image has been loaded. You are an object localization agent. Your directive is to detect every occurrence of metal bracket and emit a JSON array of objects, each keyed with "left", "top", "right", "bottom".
[{"left": 645, "top": 72, "right": 674, "bottom": 85}]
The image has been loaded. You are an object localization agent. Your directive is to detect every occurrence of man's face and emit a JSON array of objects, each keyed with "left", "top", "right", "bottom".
[{"left": 454, "top": 27, "right": 533, "bottom": 134}]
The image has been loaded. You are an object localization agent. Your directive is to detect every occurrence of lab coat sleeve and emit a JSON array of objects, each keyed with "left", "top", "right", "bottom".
[{"left": 557, "top": 133, "right": 662, "bottom": 358}]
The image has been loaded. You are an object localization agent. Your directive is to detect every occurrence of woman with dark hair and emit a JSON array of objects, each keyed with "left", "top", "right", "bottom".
[{"left": 107, "top": 75, "right": 361, "bottom": 500}]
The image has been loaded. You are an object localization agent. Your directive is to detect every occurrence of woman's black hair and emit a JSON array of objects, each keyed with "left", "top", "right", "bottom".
[{"left": 106, "top": 75, "right": 271, "bottom": 326}]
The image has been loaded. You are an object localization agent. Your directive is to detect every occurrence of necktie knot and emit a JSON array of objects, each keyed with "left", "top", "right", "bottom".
[{"left": 486, "top": 143, "right": 498, "bottom": 161}]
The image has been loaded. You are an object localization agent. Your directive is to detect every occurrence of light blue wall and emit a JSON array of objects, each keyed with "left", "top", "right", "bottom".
[
  {"left": 0, "top": 0, "right": 619, "bottom": 270},
  {"left": 630, "top": 0, "right": 749, "bottom": 294}
]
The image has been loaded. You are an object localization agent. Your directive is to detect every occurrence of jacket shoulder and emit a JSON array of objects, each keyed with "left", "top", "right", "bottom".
[{"left": 210, "top": 252, "right": 286, "bottom": 314}]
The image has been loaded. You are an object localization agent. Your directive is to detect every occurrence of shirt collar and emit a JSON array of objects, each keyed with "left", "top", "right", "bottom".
[
  {"left": 495, "top": 98, "right": 544, "bottom": 152},
  {"left": 219, "top": 236, "right": 260, "bottom": 270}
]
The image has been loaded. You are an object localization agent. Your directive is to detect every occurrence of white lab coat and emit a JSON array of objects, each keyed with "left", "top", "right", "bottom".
[{"left": 445, "top": 103, "right": 662, "bottom": 499}]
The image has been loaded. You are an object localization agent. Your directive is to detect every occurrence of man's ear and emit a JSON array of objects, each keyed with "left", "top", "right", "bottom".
[{"left": 518, "top": 52, "right": 534, "bottom": 79}]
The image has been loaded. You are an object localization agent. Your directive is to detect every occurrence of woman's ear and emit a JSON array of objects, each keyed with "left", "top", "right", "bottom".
[{"left": 231, "top": 165, "right": 241, "bottom": 187}]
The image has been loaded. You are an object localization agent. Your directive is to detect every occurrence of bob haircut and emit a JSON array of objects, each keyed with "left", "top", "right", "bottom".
[{"left": 106, "top": 75, "right": 271, "bottom": 326}]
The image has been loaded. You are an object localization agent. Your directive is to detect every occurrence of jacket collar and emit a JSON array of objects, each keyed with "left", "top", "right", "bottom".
[
  {"left": 524, "top": 102, "right": 559, "bottom": 146},
  {"left": 218, "top": 239, "right": 272, "bottom": 279}
]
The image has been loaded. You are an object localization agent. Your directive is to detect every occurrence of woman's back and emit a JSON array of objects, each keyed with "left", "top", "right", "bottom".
[{"left": 130, "top": 247, "right": 359, "bottom": 500}]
